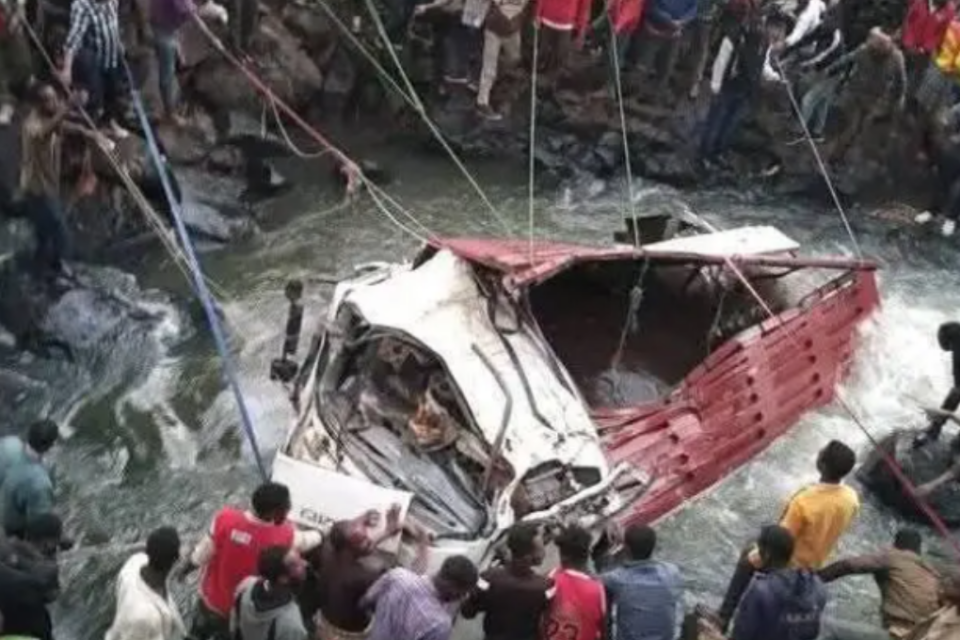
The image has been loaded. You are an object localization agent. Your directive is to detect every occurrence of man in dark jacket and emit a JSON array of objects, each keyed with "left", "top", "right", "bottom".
[
  {"left": 462, "top": 523, "right": 553, "bottom": 640},
  {"left": 818, "top": 529, "right": 940, "bottom": 639},
  {"left": 698, "top": 10, "right": 791, "bottom": 168},
  {"left": 915, "top": 322, "right": 960, "bottom": 447},
  {"left": 731, "top": 525, "right": 827, "bottom": 640},
  {"left": 638, "top": 0, "right": 698, "bottom": 92},
  {"left": 0, "top": 513, "right": 64, "bottom": 640}
]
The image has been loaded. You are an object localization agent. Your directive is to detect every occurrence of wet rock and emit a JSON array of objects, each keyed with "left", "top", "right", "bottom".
[
  {"left": 595, "top": 131, "right": 625, "bottom": 171},
  {"left": 180, "top": 197, "right": 256, "bottom": 243},
  {"left": 857, "top": 429, "right": 960, "bottom": 526},
  {"left": 0, "top": 263, "right": 188, "bottom": 431},
  {"left": 190, "top": 14, "right": 324, "bottom": 115}
]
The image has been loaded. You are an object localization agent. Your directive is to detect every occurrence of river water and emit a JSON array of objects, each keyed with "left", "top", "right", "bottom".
[{"left": 46, "top": 139, "right": 960, "bottom": 639}]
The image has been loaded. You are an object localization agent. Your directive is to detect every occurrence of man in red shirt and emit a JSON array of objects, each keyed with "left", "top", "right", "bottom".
[
  {"left": 543, "top": 526, "right": 605, "bottom": 640},
  {"left": 901, "top": 0, "right": 956, "bottom": 94},
  {"left": 181, "top": 483, "right": 387, "bottom": 640}
]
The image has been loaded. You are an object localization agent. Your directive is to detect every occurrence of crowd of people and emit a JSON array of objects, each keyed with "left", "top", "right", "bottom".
[{"left": 2, "top": 418, "right": 960, "bottom": 640}]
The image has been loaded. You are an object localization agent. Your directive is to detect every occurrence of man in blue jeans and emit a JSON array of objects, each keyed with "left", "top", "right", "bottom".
[
  {"left": 148, "top": 0, "right": 227, "bottom": 126},
  {"left": 698, "top": 11, "right": 789, "bottom": 168}
]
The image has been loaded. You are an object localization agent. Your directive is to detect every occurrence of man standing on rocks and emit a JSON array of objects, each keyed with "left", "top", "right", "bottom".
[
  {"left": 637, "top": 0, "right": 698, "bottom": 94},
  {"left": 0, "top": 419, "right": 59, "bottom": 538},
  {"left": 16, "top": 84, "right": 78, "bottom": 280},
  {"left": 147, "top": 0, "right": 228, "bottom": 126},
  {"left": 475, "top": 0, "right": 528, "bottom": 120},
  {"left": 826, "top": 27, "right": 906, "bottom": 161},
  {"left": 698, "top": 10, "right": 790, "bottom": 169},
  {"left": 60, "top": 0, "right": 130, "bottom": 139}
]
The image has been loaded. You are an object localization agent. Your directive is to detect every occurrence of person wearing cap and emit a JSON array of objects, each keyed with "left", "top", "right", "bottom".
[
  {"left": 0, "top": 513, "right": 64, "bottom": 640},
  {"left": 0, "top": 420, "right": 60, "bottom": 538}
]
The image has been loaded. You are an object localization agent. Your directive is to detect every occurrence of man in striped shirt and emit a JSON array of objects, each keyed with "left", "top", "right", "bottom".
[{"left": 60, "top": 0, "right": 129, "bottom": 138}]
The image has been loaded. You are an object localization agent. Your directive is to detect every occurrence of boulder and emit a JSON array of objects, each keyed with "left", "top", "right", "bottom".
[
  {"left": 857, "top": 429, "right": 960, "bottom": 526},
  {"left": 189, "top": 14, "right": 324, "bottom": 116}
]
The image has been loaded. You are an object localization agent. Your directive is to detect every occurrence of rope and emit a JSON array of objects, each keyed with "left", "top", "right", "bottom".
[
  {"left": 19, "top": 20, "right": 229, "bottom": 301},
  {"left": 717, "top": 255, "right": 960, "bottom": 557},
  {"left": 774, "top": 58, "right": 862, "bottom": 258},
  {"left": 527, "top": 23, "right": 540, "bottom": 263},
  {"left": 193, "top": 20, "right": 438, "bottom": 241},
  {"left": 121, "top": 59, "right": 270, "bottom": 482},
  {"left": 606, "top": 19, "right": 640, "bottom": 248},
  {"left": 358, "top": 0, "right": 516, "bottom": 235},
  {"left": 266, "top": 98, "right": 331, "bottom": 159}
]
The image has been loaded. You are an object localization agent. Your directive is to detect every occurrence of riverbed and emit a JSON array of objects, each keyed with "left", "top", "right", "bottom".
[{"left": 46, "top": 138, "right": 960, "bottom": 639}]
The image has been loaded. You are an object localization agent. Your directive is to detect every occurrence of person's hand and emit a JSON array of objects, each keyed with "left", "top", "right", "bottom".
[
  {"left": 923, "top": 406, "right": 952, "bottom": 421},
  {"left": 58, "top": 67, "right": 72, "bottom": 89},
  {"left": 604, "top": 521, "right": 624, "bottom": 548},
  {"left": 361, "top": 508, "right": 381, "bottom": 529},
  {"left": 384, "top": 503, "right": 402, "bottom": 536},
  {"left": 413, "top": 4, "right": 430, "bottom": 16},
  {"left": 210, "top": 2, "right": 229, "bottom": 24}
]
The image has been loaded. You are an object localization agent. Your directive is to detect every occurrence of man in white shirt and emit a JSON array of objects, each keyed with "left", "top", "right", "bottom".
[{"left": 106, "top": 527, "right": 186, "bottom": 640}]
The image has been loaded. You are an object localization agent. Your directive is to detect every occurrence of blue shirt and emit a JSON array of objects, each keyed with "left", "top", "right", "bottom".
[
  {"left": 601, "top": 559, "right": 683, "bottom": 640},
  {"left": 0, "top": 436, "right": 28, "bottom": 488},
  {"left": 0, "top": 437, "right": 54, "bottom": 536}
]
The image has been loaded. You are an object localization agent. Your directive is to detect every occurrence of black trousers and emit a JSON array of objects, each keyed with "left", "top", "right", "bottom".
[
  {"left": 717, "top": 546, "right": 757, "bottom": 632},
  {"left": 189, "top": 599, "right": 230, "bottom": 640}
]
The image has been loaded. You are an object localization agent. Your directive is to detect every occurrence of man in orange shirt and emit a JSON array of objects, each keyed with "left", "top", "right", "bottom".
[{"left": 717, "top": 440, "right": 859, "bottom": 631}]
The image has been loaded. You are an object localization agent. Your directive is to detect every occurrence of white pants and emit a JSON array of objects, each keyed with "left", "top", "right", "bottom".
[{"left": 477, "top": 28, "right": 521, "bottom": 106}]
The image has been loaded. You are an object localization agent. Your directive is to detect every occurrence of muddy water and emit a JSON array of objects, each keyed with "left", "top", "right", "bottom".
[{"left": 49, "top": 141, "right": 960, "bottom": 638}]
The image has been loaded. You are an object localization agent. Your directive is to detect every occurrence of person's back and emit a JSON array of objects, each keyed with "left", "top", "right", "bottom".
[
  {"left": 779, "top": 441, "right": 860, "bottom": 569},
  {"left": 0, "top": 435, "right": 26, "bottom": 488},
  {"left": 0, "top": 515, "right": 63, "bottom": 640},
  {"left": 317, "top": 545, "right": 385, "bottom": 632},
  {"left": 465, "top": 565, "right": 552, "bottom": 640},
  {"left": 879, "top": 548, "right": 941, "bottom": 634},
  {"left": 106, "top": 529, "right": 185, "bottom": 640},
  {"left": 781, "top": 482, "right": 859, "bottom": 568},
  {"left": 362, "top": 567, "right": 453, "bottom": 640},
  {"left": 732, "top": 568, "right": 827, "bottom": 640},
  {"left": 547, "top": 569, "right": 605, "bottom": 640},
  {"left": 603, "top": 559, "right": 681, "bottom": 640},
  {"left": 1, "top": 457, "right": 53, "bottom": 538},
  {"left": 200, "top": 506, "right": 295, "bottom": 617},
  {"left": 233, "top": 576, "right": 306, "bottom": 640}
]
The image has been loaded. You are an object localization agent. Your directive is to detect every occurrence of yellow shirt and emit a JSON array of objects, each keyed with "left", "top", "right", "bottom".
[{"left": 750, "top": 483, "right": 860, "bottom": 569}]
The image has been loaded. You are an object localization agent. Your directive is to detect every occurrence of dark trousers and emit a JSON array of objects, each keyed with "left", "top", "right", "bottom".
[
  {"left": 699, "top": 85, "right": 750, "bottom": 161},
  {"left": 189, "top": 599, "right": 230, "bottom": 640},
  {"left": 72, "top": 48, "right": 125, "bottom": 125},
  {"left": 926, "top": 386, "right": 960, "bottom": 441},
  {"left": 718, "top": 546, "right": 757, "bottom": 631},
  {"left": 432, "top": 12, "right": 468, "bottom": 82},
  {"left": 21, "top": 193, "right": 70, "bottom": 274},
  {"left": 637, "top": 22, "right": 683, "bottom": 91}
]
